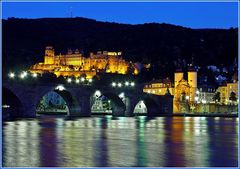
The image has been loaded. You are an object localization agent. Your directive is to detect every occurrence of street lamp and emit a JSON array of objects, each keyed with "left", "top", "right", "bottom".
[
  {"left": 19, "top": 71, "right": 27, "bottom": 79},
  {"left": 76, "top": 79, "right": 80, "bottom": 83},
  {"left": 130, "top": 82, "right": 135, "bottom": 87},
  {"left": 118, "top": 83, "right": 122, "bottom": 87},
  {"left": 112, "top": 82, "right": 116, "bottom": 87},
  {"left": 32, "top": 73, "right": 37, "bottom": 78},
  {"left": 67, "top": 78, "right": 72, "bottom": 83},
  {"left": 125, "top": 81, "right": 129, "bottom": 86},
  {"left": 8, "top": 72, "right": 15, "bottom": 79},
  {"left": 88, "top": 78, "right": 93, "bottom": 83},
  {"left": 80, "top": 77, "right": 85, "bottom": 82}
]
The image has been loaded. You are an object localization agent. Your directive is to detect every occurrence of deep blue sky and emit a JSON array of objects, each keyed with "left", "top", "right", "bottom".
[{"left": 2, "top": 2, "right": 238, "bottom": 29}]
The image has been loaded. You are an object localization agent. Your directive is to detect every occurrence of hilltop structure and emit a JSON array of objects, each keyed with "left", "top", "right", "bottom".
[{"left": 30, "top": 46, "right": 139, "bottom": 78}]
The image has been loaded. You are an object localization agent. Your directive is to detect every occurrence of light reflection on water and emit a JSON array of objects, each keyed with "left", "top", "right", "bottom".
[{"left": 3, "top": 116, "right": 238, "bottom": 167}]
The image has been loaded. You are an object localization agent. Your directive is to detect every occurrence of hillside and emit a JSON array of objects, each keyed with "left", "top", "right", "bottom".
[{"left": 2, "top": 17, "right": 238, "bottom": 80}]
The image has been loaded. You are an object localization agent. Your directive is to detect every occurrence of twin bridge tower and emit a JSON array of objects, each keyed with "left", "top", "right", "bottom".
[{"left": 3, "top": 80, "right": 173, "bottom": 118}]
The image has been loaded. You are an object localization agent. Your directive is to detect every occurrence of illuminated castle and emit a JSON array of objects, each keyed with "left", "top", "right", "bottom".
[{"left": 30, "top": 46, "right": 138, "bottom": 78}]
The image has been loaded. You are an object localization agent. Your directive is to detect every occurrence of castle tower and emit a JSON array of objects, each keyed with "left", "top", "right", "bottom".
[
  {"left": 188, "top": 67, "right": 197, "bottom": 102},
  {"left": 174, "top": 69, "right": 184, "bottom": 87},
  {"left": 44, "top": 46, "right": 55, "bottom": 64}
]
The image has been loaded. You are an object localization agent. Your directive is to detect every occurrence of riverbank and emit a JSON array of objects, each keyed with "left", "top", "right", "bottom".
[{"left": 173, "top": 113, "right": 238, "bottom": 117}]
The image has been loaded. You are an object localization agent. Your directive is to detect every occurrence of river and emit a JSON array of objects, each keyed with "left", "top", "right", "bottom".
[{"left": 3, "top": 116, "right": 238, "bottom": 167}]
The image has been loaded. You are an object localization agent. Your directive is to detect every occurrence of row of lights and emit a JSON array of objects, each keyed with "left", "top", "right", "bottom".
[
  {"left": 67, "top": 77, "right": 93, "bottom": 84},
  {"left": 111, "top": 81, "right": 135, "bottom": 88},
  {"left": 8, "top": 72, "right": 38, "bottom": 79}
]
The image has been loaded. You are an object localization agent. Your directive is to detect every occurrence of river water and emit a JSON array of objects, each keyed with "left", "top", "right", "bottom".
[{"left": 3, "top": 116, "right": 238, "bottom": 167}]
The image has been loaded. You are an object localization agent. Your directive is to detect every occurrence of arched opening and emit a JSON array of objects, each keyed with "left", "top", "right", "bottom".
[
  {"left": 134, "top": 97, "right": 160, "bottom": 116},
  {"left": 36, "top": 91, "right": 69, "bottom": 116},
  {"left": 36, "top": 87, "right": 79, "bottom": 116},
  {"left": 133, "top": 100, "right": 147, "bottom": 115},
  {"left": 2, "top": 87, "right": 23, "bottom": 119},
  {"left": 91, "top": 90, "right": 126, "bottom": 116}
]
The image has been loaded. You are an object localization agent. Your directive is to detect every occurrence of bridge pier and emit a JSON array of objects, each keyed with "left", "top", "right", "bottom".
[
  {"left": 71, "top": 92, "right": 91, "bottom": 117},
  {"left": 20, "top": 96, "right": 38, "bottom": 118},
  {"left": 124, "top": 96, "right": 139, "bottom": 117}
]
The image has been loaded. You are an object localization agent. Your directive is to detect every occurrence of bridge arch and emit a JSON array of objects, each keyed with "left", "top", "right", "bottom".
[
  {"left": 35, "top": 87, "right": 81, "bottom": 117},
  {"left": 91, "top": 90, "right": 126, "bottom": 116},
  {"left": 134, "top": 95, "right": 160, "bottom": 116},
  {"left": 2, "top": 86, "right": 24, "bottom": 119}
]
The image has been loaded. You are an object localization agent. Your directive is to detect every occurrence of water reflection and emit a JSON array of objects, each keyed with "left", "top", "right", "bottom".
[{"left": 3, "top": 116, "right": 238, "bottom": 167}]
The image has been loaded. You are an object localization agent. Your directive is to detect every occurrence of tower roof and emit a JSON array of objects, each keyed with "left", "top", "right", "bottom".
[
  {"left": 188, "top": 64, "right": 197, "bottom": 72},
  {"left": 175, "top": 68, "right": 183, "bottom": 73}
]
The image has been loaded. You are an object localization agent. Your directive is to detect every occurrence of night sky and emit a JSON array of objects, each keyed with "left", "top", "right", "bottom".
[{"left": 2, "top": 2, "right": 238, "bottom": 29}]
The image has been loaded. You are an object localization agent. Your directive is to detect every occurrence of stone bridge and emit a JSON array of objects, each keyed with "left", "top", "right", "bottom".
[{"left": 3, "top": 80, "right": 173, "bottom": 118}]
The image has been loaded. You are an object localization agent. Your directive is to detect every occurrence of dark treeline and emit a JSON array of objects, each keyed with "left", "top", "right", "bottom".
[{"left": 2, "top": 17, "right": 238, "bottom": 81}]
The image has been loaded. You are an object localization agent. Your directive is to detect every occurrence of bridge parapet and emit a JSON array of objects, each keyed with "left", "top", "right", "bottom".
[{"left": 3, "top": 81, "right": 173, "bottom": 118}]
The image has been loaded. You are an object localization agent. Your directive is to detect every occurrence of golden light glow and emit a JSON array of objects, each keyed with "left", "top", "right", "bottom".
[{"left": 29, "top": 46, "right": 139, "bottom": 78}]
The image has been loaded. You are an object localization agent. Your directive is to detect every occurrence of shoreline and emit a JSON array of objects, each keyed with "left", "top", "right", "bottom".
[{"left": 3, "top": 113, "right": 238, "bottom": 122}]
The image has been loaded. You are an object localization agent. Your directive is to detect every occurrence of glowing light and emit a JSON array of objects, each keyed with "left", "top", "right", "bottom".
[
  {"left": 118, "top": 83, "right": 122, "bottom": 87},
  {"left": 119, "top": 92, "right": 125, "bottom": 98},
  {"left": 195, "top": 97, "right": 199, "bottom": 101},
  {"left": 32, "top": 73, "right": 37, "bottom": 78},
  {"left": 67, "top": 78, "right": 72, "bottom": 83},
  {"left": 130, "top": 82, "right": 135, "bottom": 87},
  {"left": 76, "top": 79, "right": 80, "bottom": 83},
  {"left": 202, "top": 99, "right": 207, "bottom": 104},
  {"left": 20, "top": 74, "right": 25, "bottom": 79},
  {"left": 152, "top": 90, "right": 156, "bottom": 94},
  {"left": 186, "top": 96, "right": 190, "bottom": 100},
  {"left": 19, "top": 71, "right": 28, "bottom": 79},
  {"left": 112, "top": 82, "right": 116, "bottom": 87},
  {"left": 80, "top": 77, "right": 85, "bottom": 82},
  {"left": 196, "top": 91, "right": 200, "bottom": 94},
  {"left": 55, "top": 85, "right": 65, "bottom": 91},
  {"left": 9, "top": 72, "right": 15, "bottom": 78},
  {"left": 88, "top": 78, "right": 93, "bottom": 83},
  {"left": 125, "top": 81, "right": 129, "bottom": 86},
  {"left": 147, "top": 90, "right": 150, "bottom": 93},
  {"left": 95, "top": 90, "right": 101, "bottom": 98},
  {"left": 23, "top": 71, "right": 28, "bottom": 76}
]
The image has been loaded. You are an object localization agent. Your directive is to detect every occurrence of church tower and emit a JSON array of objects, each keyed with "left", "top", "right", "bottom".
[
  {"left": 44, "top": 46, "right": 55, "bottom": 64},
  {"left": 174, "top": 69, "right": 184, "bottom": 87}
]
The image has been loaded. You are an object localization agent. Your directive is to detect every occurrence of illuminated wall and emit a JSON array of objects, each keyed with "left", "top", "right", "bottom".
[{"left": 29, "top": 46, "right": 138, "bottom": 78}]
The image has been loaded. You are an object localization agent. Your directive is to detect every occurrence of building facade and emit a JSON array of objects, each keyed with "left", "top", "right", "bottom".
[
  {"left": 30, "top": 46, "right": 139, "bottom": 78},
  {"left": 143, "top": 66, "right": 203, "bottom": 113},
  {"left": 217, "top": 82, "right": 238, "bottom": 104}
]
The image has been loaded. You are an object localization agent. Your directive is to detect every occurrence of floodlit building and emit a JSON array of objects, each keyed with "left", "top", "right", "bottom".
[
  {"left": 143, "top": 65, "right": 198, "bottom": 113},
  {"left": 30, "top": 46, "right": 139, "bottom": 78},
  {"left": 216, "top": 81, "right": 238, "bottom": 104},
  {"left": 143, "top": 78, "right": 173, "bottom": 95}
]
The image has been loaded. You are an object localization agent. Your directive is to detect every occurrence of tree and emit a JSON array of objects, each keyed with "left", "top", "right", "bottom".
[
  {"left": 212, "top": 92, "right": 221, "bottom": 103},
  {"left": 229, "top": 92, "right": 237, "bottom": 103}
]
